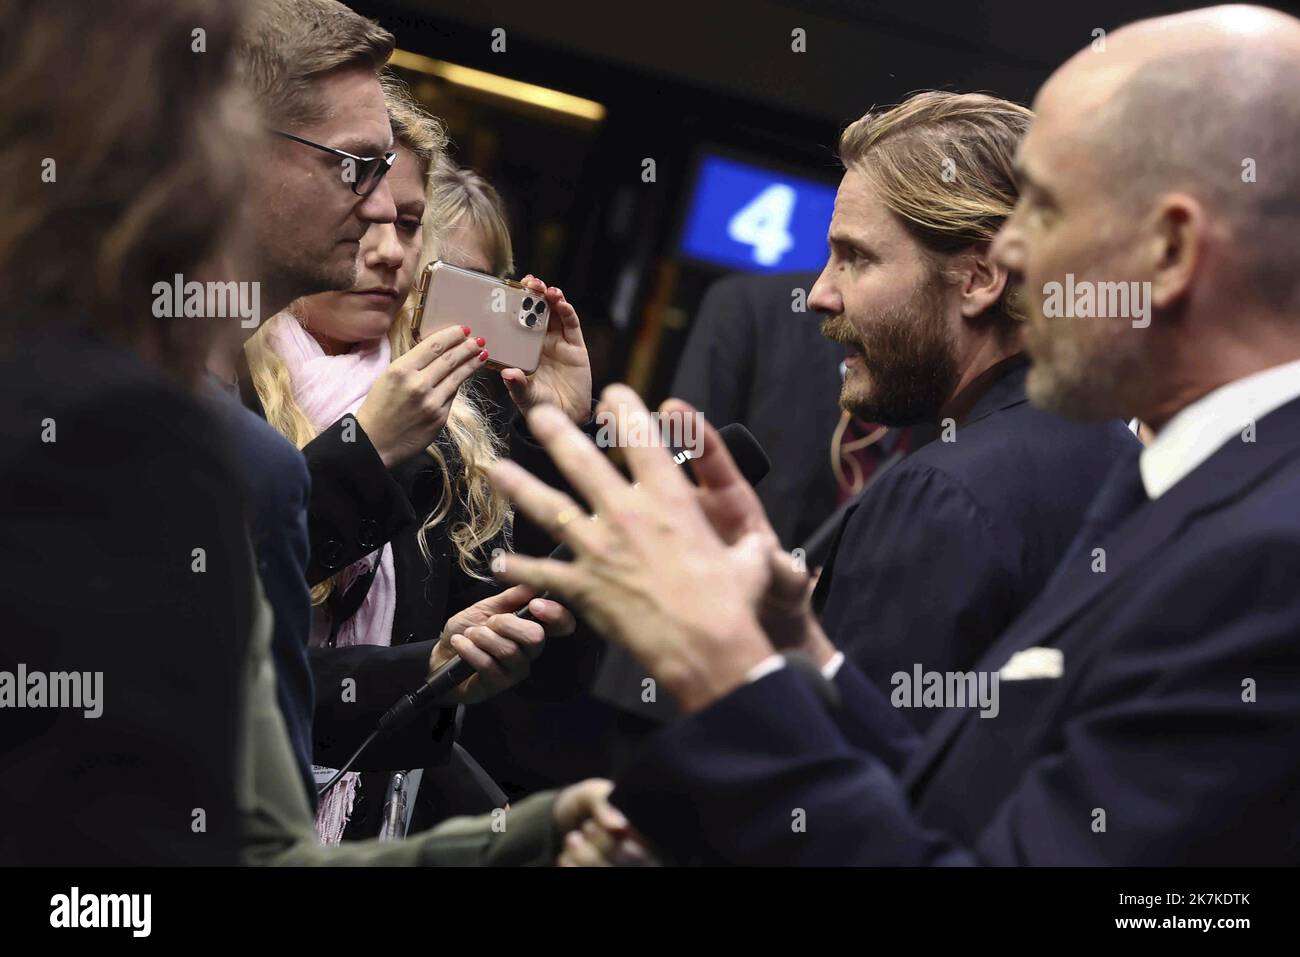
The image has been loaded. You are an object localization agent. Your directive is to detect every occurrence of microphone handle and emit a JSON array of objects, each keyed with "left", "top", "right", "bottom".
[{"left": 376, "top": 591, "right": 555, "bottom": 733}]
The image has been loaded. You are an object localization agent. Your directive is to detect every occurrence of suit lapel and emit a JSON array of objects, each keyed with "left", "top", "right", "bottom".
[
  {"left": 812, "top": 499, "right": 860, "bottom": 612},
  {"left": 903, "top": 394, "right": 1300, "bottom": 792},
  {"left": 949, "top": 356, "right": 1031, "bottom": 429}
]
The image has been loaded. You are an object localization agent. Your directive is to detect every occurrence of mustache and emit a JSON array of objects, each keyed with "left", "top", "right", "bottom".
[{"left": 819, "top": 315, "right": 860, "bottom": 348}]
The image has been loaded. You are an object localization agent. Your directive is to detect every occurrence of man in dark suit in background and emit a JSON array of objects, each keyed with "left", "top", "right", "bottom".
[
  {"left": 670, "top": 270, "right": 847, "bottom": 549},
  {"left": 487, "top": 4, "right": 1300, "bottom": 865}
]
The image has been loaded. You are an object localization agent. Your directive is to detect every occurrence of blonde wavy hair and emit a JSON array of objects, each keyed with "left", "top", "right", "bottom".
[
  {"left": 839, "top": 91, "right": 1031, "bottom": 325},
  {"left": 425, "top": 163, "right": 516, "bottom": 278},
  {"left": 246, "top": 76, "right": 510, "bottom": 604}
]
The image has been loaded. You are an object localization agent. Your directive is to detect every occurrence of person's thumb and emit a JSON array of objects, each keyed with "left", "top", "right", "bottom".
[
  {"left": 480, "top": 583, "right": 539, "bottom": 613},
  {"left": 501, "top": 368, "right": 533, "bottom": 409}
]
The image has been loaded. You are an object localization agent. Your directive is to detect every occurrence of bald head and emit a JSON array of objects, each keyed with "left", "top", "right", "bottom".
[
  {"left": 993, "top": 5, "right": 1300, "bottom": 428},
  {"left": 1036, "top": 5, "right": 1300, "bottom": 309},
  {"left": 1043, "top": 4, "right": 1300, "bottom": 115}
]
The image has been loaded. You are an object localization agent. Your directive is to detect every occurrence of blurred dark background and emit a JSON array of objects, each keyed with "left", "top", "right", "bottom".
[{"left": 353, "top": 0, "right": 1236, "bottom": 403}]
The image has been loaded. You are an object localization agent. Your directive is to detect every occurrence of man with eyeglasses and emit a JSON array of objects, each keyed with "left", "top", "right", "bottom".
[
  {"left": 232, "top": 0, "right": 401, "bottom": 305},
  {"left": 211, "top": 0, "right": 617, "bottom": 865},
  {"left": 273, "top": 130, "right": 395, "bottom": 194},
  {"left": 201, "top": 0, "right": 406, "bottom": 812}
]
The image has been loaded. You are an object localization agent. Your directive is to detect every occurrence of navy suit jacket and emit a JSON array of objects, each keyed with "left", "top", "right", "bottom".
[
  {"left": 670, "top": 270, "right": 846, "bottom": 548},
  {"left": 815, "top": 360, "right": 1138, "bottom": 728},
  {"left": 612, "top": 394, "right": 1300, "bottom": 865},
  {"left": 208, "top": 386, "right": 317, "bottom": 805}
]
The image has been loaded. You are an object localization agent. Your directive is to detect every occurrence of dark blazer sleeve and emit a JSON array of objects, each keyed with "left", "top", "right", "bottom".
[
  {"left": 0, "top": 374, "right": 253, "bottom": 865},
  {"left": 816, "top": 462, "right": 1022, "bottom": 730},
  {"left": 612, "top": 539, "right": 1300, "bottom": 865},
  {"left": 302, "top": 415, "right": 417, "bottom": 586},
  {"left": 611, "top": 666, "right": 949, "bottom": 866},
  {"left": 829, "top": 658, "right": 921, "bottom": 775}
]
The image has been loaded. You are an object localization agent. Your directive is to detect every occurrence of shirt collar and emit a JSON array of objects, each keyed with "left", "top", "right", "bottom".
[
  {"left": 1140, "top": 356, "right": 1300, "bottom": 499},
  {"left": 938, "top": 352, "right": 1030, "bottom": 426}
]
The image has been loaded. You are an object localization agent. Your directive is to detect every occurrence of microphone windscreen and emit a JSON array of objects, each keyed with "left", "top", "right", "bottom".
[{"left": 718, "top": 423, "right": 771, "bottom": 485}]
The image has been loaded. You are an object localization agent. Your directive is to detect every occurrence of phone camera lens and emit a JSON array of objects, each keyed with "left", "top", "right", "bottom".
[
  {"left": 522, "top": 296, "right": 534, "bottom": 309},
  {"left": 532, "top": 300, "right": 546, "bottom": 313}
]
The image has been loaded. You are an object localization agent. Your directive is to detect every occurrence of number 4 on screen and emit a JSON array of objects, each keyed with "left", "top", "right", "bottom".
[{"left": 727, "top": 184, "right": 797, "bottom": 266}]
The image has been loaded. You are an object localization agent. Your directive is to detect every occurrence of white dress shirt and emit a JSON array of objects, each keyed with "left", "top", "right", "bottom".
[
  {"left": 746, "top": 650, "right": 844, "bottom": 684},
  {"left": 1140, "top": 356, "right": 1300, "bottom": 500}
]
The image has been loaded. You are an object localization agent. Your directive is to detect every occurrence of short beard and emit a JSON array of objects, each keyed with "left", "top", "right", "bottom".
[
  {"left": 262, "top": 254, "right": 358, "bottom": 318},
  {"left": 1024, "top": 316, "right": 1149, "bottom": 421},
  {"left": 821, "top": 279, "right": 959, "bottom": 427}
]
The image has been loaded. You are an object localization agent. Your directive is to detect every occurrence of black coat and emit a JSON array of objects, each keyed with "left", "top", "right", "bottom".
[
  {"left": 669, "top": 270, "right": 846, "bottom": 549},
  {"left": 1, "top": 327, "right": 254, "bottom": 864},
  {"left": 329, "top": 434, "right": 510, "bottom": 838}
]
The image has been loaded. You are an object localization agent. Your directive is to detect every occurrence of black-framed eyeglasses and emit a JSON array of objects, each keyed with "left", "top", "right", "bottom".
[{"left": 273, "top": 130, "right": 396, "bottom": 197}]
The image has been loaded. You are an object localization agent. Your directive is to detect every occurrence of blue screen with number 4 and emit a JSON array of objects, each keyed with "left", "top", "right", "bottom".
[{"left": 678, "top": 154, "right": 836, "bottom": 273}]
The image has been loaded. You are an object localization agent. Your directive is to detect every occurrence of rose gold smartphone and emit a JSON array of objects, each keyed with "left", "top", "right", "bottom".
[{"left": 411, "top": 261, "right": 549, "bottom": 374}]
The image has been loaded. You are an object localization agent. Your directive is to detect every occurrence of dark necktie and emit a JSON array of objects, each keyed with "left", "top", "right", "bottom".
[
  {"left": 1055, "top": 444, "right": 1149, "bottom": 576},
  {"left": 1088, "top": 445, "right": 1149, "bottom": 531}
]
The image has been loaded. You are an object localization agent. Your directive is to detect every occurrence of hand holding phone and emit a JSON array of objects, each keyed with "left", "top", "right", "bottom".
[
  {"left": 413, "top": 262, "right": 549, "bottom": 374},
  {"left": 500, "top": 276, "right": 593, "bottom": 425},
  {"left": 355, "top": 323, "right": 484, "bottom": 467}
]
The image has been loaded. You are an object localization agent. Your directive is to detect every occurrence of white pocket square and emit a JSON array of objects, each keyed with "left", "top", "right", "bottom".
[{"left": 998, "top": 647, "right": 1064, "bottom": 681}]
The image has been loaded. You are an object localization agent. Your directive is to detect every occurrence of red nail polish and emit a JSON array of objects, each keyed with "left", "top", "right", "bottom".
[
  {"left": 475, "top": 336, "right": 485, "bottom": 347},
  {"left": 478, "top": 349, "right": 489, "bottom": 362},
  {"left": 461, "top": 325, "right": 471, "bottom": 336}
]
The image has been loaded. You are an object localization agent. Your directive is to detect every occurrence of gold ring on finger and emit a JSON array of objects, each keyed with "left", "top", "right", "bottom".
[{"left": 554, "top": 505, "right": 584, "bottom": 529}]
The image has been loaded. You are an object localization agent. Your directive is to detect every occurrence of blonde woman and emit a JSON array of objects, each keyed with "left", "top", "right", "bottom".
[
  {"left": 245, "top": 79, "right": 593, "bottom": 842},
  {"left": 417, "top": 162, "right": 593, "bottom": 436}
]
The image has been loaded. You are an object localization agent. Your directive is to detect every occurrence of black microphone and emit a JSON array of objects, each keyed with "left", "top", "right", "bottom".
[{"left": 377, "top": 422, "right": 771, "bottom": 733}]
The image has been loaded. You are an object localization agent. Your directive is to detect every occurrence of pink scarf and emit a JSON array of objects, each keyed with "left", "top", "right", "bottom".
[{"left": 267, "top": 313, "right": 397, "bottom": 845}]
